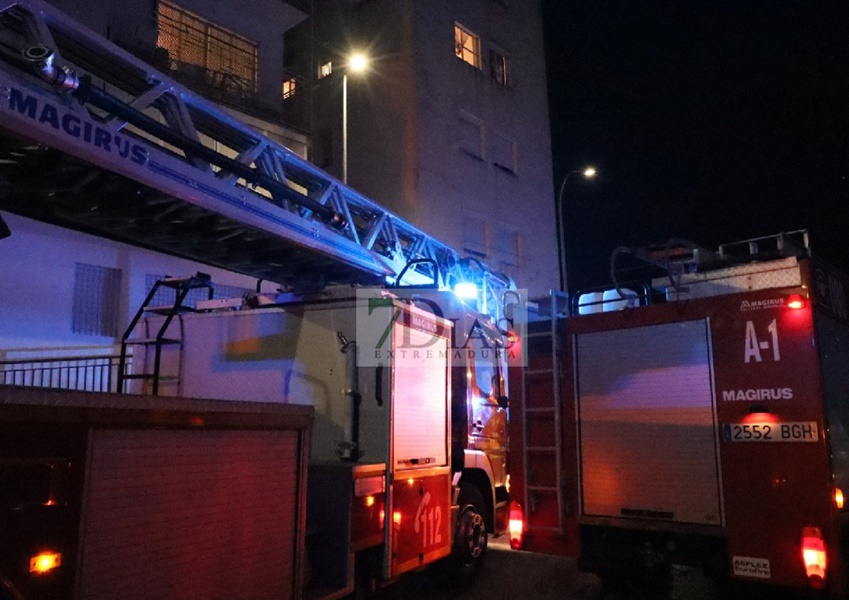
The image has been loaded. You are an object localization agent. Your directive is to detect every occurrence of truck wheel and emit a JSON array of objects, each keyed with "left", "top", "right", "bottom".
[{"left": 452, "top": 484, "right": 488, "bottom": 576}]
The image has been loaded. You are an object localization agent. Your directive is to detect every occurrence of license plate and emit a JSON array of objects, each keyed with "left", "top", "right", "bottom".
[{"left": 722, "top": 422, "right": 818, "bottom": 442}]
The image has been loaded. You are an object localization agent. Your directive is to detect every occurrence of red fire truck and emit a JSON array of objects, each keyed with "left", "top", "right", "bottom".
[
  {"left": 509, "top": 231, "right": 849, "bottom": 594},
  {"left": 123, "top": 282, "right": 510, "bottom": 596}
]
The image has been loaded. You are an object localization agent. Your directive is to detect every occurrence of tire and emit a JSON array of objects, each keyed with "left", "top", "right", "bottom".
[{"left": 451, "top": 484, "right": 488, "bottom": 577}]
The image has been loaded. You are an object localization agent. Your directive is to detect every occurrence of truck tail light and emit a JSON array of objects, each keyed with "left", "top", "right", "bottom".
[
  {"left": 786, "top": 294, "right": 805, "bottom": 309},
  {"left": 508, "top": 501, "right": 524, "bottom": 549},
  {"left": 29, "top": 552, "right": 61, "bottom": 574},
  {"left": 835, "top": 488, "right": 845, "bottom": 510},
  {"left": 801, "top": 526, "right": 826, "bottom": 588}
]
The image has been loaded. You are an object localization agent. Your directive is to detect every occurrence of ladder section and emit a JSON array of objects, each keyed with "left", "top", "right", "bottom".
[
  {"left": 117, "top": 273, "right": 213, "bottom": 395},
  {"left": 0, "top": 0, "right": 514, "bottom": 319},
  {"left": 520, "top": 292, "right": 567, "bottom": 535}
]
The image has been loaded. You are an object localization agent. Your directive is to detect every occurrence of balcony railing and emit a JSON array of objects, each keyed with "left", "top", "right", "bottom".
[{"left": 0, "top": 353, "right": 130, "bottom": 394}]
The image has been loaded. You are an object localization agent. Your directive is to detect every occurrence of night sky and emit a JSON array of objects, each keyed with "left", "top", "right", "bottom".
[{"left": 542, "top": 1, "right": 849, "bottom": 292}]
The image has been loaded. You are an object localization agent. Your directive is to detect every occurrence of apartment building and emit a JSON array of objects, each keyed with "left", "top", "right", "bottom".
[
  {"left": 0, "top": 0, "right": 311, "bottom": 357},
  {"left": 0, "top": 0, "right": 557, "bottom": 375},
  {"left": 285, "top": 0, "right": 558, "bottom": 295}
]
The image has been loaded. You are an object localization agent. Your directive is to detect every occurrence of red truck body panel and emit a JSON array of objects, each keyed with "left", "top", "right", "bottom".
[
  {"left": 0, "top": 386, "right": 311, "bottom": 600},
  {"left": 510, "top": 254, "right": 849, "bottom": 593}
]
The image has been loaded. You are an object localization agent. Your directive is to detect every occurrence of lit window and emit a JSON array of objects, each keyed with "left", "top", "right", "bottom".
[
  {"left": 73, "top": 264, "right": 122, "bottom": 337},
  {"left": 454, "top": 23, "right": 481, "bottom": 69},
  {"left": 459, "top": 113, "right": 484, "bottom": 159},
  {"left": 318, "top": 61, "right": 333, "bottom": 79},
  {"left": 490, "top": 49, "right": 509, "bottom": 86},
  {"left": 156, "top": 1, "right": 258, "bottom": 93},
  {"left": 282, "top": 78, "right": 297, "bottom": 99}
]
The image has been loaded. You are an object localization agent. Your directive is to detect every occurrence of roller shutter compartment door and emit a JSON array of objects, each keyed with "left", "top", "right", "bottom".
[
  {"left": 576, "top": 319, "right": 722, "bottom": 526},
  {"left": 78, "top": 428, "right": 299, "bottom": 600}
]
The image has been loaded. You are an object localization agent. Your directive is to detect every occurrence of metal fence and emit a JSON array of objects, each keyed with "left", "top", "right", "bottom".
[{"left": 0, "top": 354, "right": 129, "bottom": 393}]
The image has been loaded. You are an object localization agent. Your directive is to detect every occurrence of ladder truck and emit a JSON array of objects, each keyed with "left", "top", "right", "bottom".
[
  {"left": 0, "top": 1, "right": 515, "bottom": 598},
  {"left": 509, "top": 231, "right": 849, "bottom": 595},
  {"left": 122, "top": 279, "right": 514, "bottom": 596}
]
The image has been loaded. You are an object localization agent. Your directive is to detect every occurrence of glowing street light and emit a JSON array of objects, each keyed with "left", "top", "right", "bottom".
[
  {"left": 556, "top": 166, "right": 597, "bottom": 298},
  {"left": 348, "top": 53, "right": 368, "bottom": 73},
  {"left": 343, "top": 52, "right": 369, "bottom": 184}
]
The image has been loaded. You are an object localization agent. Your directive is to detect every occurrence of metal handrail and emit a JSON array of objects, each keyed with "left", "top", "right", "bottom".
[
  {"left": 0, "top": 353, "right": 129, "bottom": 393},
  {"left": 569, "top": 283, "right": 652, "bottom": 317}
]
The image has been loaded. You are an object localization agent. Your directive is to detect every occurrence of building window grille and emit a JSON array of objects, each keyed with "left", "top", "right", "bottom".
[
  {"left": 282, "top": 78, "right": 297, "bottom": 99},
  {"left": 454, "top": 23, "right": 481, "bottom": 69},
  {"left": 318, "top": 61, "right": 333, "bottom": 79},
  {"left": 490, "top": 49, "right": 509, "bottom": 86},
  {"left": 156, "top": 0, "right": 258, "bottom": 93},
  {"left": 72, "top": 263, "right": 122, "bottom": 337}
]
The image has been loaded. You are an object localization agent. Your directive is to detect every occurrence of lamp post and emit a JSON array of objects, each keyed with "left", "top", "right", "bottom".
[
  {"left": 556, "top": 166, "right": 596, "bottom": 297},
  {"left": 343, "top": 52, "right": 368, "bottom": 185}
]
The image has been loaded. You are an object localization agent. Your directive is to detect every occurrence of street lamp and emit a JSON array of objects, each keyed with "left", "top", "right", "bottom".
[
  {"left": 556, "top": 166, "right": 597, "bottom": 297},
  {"left": 343, "top": 52, "right": 369, "bottom": 184}
]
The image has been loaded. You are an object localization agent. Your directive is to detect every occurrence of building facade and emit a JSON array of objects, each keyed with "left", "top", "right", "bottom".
[
  {"left": 0, "top": 0, "right": 557, "bottom": 373},
  {"left": 287, "top": 0, "right": 559, "bottom": 296},
  {"left": 0, "top": 0, "right": 311, "bottom": 361}
]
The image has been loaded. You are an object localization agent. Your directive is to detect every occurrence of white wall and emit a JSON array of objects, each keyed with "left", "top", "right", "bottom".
[{"left": 0, "top": 212, "right": 272, "bottom": 352}]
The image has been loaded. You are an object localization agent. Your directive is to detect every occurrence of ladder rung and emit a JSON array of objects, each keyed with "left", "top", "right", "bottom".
[
  {"left": 526, "top": 446, "right": 556, "bottom": 452},
  {"left": 144, "top": 305, "right": 195, "bottom": 315},
  {"left": 121, "top": 373, "right": 155, "bottom": 380},
  {"left": 123, "top": 338, "right": 181, "bottom": 345},
  {"left": 525, "top": 407, "right": 555, "bottom": 413},
  {"left": 524, "top": 331, "right": 554, "bottom": 339}
]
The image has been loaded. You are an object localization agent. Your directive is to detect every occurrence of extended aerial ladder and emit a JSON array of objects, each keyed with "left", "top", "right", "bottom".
[{"left": 0, "top": 0, "right": 513, "bottom": 320}]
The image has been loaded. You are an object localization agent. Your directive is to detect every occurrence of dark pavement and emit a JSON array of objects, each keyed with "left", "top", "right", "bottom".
[{"left": 370, "top": 536, "right": 805, "bottom": 600}]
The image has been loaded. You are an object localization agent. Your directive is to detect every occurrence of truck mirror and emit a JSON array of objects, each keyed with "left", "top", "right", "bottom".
[{"left": 497, "top": 395, "right": 509, "bottom": 409}]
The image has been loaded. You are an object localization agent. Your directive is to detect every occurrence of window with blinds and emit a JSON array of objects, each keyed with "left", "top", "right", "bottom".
[
  {"left": 459, "top": 113, "right": 484, "bottom": 159},
  {"left": 72, "top": 263, "right": 122, "bottom": 337}
]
